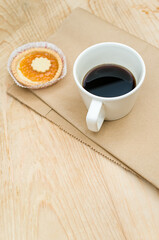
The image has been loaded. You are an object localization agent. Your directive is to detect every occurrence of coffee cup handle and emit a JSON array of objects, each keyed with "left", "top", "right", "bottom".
[{"left": 86, "top": 100, "right": 105, "bottom": 132}]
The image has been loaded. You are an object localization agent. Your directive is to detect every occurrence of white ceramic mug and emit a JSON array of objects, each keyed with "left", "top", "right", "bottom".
[{"left": 73, "top": 42, "right": 146, "bottom": 132}]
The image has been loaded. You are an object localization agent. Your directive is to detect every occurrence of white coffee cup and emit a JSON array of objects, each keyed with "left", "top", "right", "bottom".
[{"left": 73, "top": 42, "right": 146, "bottom": 132}]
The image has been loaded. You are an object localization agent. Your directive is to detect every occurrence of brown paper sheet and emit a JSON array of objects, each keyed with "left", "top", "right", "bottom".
[{"left": 7, "top": 8, "right": 159, "bottom": 188}]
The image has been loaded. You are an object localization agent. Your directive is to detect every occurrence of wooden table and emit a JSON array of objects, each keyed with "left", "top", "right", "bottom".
[{"left": 1, "top": 1, "right": 159, "bottom": 239}]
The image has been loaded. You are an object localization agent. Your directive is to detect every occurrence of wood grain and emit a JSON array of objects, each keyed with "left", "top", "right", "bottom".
[{"left": 1, "top": 0, "right": 159, "bottom": 239}]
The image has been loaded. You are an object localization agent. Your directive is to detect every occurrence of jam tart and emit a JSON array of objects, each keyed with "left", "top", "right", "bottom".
[{"left": 11, "top": 47, "right": 63, "bottom": 87}]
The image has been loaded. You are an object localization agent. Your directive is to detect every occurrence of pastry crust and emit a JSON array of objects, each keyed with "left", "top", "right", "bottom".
[{"left": 11, "top": 48, "right": 63, "bottom": 87}]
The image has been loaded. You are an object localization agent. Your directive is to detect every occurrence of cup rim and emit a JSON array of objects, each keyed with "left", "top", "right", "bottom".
[{"left": 73, "top": 42, "right": 146, "bottom": 101}]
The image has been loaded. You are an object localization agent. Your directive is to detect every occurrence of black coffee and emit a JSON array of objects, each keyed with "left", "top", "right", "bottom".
[{"left": 82, "top": 64, "right": 136, "bottom": 97}]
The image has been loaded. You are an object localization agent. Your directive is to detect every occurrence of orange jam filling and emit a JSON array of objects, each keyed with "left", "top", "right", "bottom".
[{"left": 19, "top": 51, "right": 59, "bottom": 82}]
